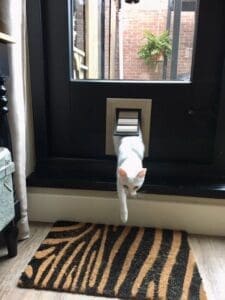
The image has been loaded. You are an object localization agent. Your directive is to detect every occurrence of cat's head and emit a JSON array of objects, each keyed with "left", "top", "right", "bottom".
[{"left": 118, "top": 167, "right": 147, "bottom": 196}]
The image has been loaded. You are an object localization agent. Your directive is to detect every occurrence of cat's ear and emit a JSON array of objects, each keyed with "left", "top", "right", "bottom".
[
  {"left": 118, "top": 168, "right": 127, "bottom": 177},
  {"left": 137, "top": 168, "right": 147, "bottom": 178}
]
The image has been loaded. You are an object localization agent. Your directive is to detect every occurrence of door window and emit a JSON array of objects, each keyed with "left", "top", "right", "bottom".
[{"left": 72, "top": 0, "right": 198, "bottom": 81}]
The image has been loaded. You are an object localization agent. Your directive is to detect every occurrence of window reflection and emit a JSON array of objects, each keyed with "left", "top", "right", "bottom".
[{"left": 72, "top": 0, "right": 197, "bottom": 81}]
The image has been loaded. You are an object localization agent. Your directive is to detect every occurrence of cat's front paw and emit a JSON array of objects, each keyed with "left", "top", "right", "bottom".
[{"left": 121, "top": 210, "right": 128, "bottom": 223}]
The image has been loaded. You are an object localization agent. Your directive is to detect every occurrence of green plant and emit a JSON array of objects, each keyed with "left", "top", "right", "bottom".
[{"left": 138, "top": 30, "right": 172, "bottom": 65}]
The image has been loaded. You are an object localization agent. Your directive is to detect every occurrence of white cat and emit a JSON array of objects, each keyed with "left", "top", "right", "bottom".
[{"left": 113, "top": 130, "right": 147, "bottom": 223}]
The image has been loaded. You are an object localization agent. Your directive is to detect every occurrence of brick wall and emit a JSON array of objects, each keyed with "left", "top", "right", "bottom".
[
  {"left": 74, "top": 2, "right": 84, "bottom": 52},
  {"left": 122, "top": 2, "right": 167, "bottom": 80},
  {"left": 121, "top": 0, "right": 195, "bottom": 80}
]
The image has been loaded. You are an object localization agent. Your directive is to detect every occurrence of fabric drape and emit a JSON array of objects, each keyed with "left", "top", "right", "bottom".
[{"left": 0, "top": 0, "right": 31, "bottom": 240}]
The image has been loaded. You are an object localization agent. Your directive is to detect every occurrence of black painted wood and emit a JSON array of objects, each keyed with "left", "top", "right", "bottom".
[
  {"left": 27, "top": 169, "right": 225, "bottom": 199},
  {"left": 42, "top": 0, "right": 71, "bottom": 155},
  {"left": 27, "top": 0, "right": 225, "bottom": 197},
  {"left": 39, "top": 0, "right": 225, "bottom": 161},
  {"left": 27, "top": 155, "right": 225, "bottom": 198},
  {"left": 214, "top": 60, "right": 225, "bottom": 170},
  {"left": 0, "top": 77, "right": 12, "bottom": 150},
  {"left": 3, "top": 222, "right": 18, "bottom": 258},
  {"left": 26, "top": 0, "right": 49, "bottom": 160}
]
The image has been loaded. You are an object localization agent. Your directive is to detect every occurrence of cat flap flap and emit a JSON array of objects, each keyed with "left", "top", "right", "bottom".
[{"left": 114, "top": 109, "right": 141, "bottom": 136}]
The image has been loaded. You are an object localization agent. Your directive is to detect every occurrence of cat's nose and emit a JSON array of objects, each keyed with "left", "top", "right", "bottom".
[{"left": 130, "top": 191, "right": 137, "bottom": 197}]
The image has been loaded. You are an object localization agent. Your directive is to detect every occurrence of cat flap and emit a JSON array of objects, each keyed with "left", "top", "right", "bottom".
[{"left": 114, "top": 109, "right": 141, "bottom": 136}]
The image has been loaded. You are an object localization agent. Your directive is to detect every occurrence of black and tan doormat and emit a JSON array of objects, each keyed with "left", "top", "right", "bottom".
[{"left": 18, "top": 221, "right": 207, "bottom": 299}]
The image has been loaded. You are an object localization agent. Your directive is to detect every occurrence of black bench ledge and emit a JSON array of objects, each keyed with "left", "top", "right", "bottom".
[
  {"left": 27, "top": 173, "right": 225, "bottom": 199},
  {"left": 27, "top": 157, "right": 225, "bottom": 199}
]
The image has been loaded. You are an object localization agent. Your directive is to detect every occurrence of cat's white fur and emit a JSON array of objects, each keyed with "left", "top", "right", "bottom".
[{"left": 113, "top": 130, "right": 147, "bottom": 223}]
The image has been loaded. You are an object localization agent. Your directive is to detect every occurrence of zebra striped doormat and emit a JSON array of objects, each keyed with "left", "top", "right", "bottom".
[{"left": 18, "top": 221, "right": 207, "bottom": 299}]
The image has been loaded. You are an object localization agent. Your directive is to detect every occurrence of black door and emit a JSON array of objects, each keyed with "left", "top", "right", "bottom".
[{"left": 27, "top": 0, "right": 225, "bottom": 196}]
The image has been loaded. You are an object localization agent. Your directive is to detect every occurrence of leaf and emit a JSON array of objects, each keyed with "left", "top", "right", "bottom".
[{"left": 138, "top": 30, "right": 172, "bottom": 65}]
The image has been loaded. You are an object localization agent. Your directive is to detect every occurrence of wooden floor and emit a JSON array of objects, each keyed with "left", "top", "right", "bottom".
[{"left": 0, "top": 223, "right": 225, "bottom": 300}]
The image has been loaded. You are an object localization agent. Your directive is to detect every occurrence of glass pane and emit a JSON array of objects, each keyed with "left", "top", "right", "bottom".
[{"left": 71, "top": 0, "right": 198, "bottom": 81}]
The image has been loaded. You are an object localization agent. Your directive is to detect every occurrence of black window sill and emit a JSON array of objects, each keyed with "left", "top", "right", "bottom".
[{"left": 27, "top": 172, "right": 225, "bottom": 199}]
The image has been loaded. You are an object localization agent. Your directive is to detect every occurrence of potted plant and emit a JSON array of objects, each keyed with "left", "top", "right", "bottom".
[{"left": 138, "top": 30, "right": 172, "bottom": 67}]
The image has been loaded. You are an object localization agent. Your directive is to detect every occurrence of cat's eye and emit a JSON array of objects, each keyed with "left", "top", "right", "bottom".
[
  {"left": 133, "top": 186, "right": 139, "bottom": 190},
  {"left": 123, "top": 185, "right": 128, "bottom": 189}
]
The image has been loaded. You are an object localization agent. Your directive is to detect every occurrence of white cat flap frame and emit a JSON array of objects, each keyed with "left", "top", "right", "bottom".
[{"left": 105, "top": 98, "right": 152, "bottom": 157}]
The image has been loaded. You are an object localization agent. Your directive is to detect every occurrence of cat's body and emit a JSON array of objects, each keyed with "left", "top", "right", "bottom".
[{"left": 113, "top": 130, "right": 146, "bottom": 223}]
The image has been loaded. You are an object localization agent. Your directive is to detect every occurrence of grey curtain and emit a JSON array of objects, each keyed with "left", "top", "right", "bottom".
[{"left": 0, "top": 0, "right": 31, "bottom": 240}]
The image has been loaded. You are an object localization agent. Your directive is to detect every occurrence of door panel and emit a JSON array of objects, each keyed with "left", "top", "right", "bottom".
[
  {"left": 67, "top": 82, "right": 214, "bottom": 162},
  {"left": 43, "top": 0, "right": 225, "bottom": 163}
]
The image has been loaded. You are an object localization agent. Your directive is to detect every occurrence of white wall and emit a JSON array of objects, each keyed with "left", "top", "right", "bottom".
[{"left": 28, "top": 187, "right": 225, "bottom": 236}]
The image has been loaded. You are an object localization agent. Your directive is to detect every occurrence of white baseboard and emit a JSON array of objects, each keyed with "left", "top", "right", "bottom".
[{"left": 28, "top": 187, "right": 225, "bottom": 236}]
